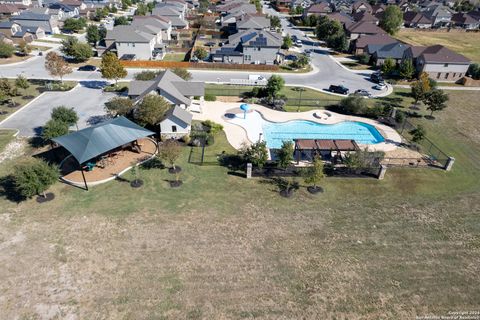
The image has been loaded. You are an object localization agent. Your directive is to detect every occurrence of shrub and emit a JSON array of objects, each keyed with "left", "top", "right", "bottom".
[
  {"left": 358, "top": 54, "right": 370, "bottom": 65},
  {"left": 204, "top": 93, "right": 216, "bottom": 101},
  {"left": 338, "top": 96, "right": 367, "bottom": 115},
  {"left": 0, "top": 42, "right": 15, "bottom": 58},
  {"left": 201, "top": 120, "right": 223, "bottom": 135},
  {"left": 134, "top": 70, "right": 159, "bottom": 81},
  {"left": 12, "top": 158, "right": 59, "bottom": 199}
]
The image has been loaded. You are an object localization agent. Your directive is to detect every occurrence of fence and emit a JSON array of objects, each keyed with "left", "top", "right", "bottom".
[
  {"left": 121, "top": 61, "right": 279, "bottom": 71},
  {"left": 251, "top": 165, "right": 382, "bottom": 179}
]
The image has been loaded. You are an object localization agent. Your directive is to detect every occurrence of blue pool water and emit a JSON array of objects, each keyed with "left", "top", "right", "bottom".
[{"left": 262, "top": 120, "right": 385, "bottom": 149}]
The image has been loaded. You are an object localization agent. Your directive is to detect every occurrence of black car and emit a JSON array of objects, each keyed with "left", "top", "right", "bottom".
[
  {"left": 78, "top": 65, "right": 97, "bottom": 72},
  {"left": 329, "top": 85, "right": 349, "bottom": 95},
  {"left": 370, "top": 72, "right": 383, "bottom": 83}
]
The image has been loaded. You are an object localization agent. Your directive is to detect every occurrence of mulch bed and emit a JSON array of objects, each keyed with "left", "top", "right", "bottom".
[
  {"left": 279, "top": 188, "right": 295, "bottom": 198},
  {"left": 168, "top": 166, "right": 182, "bottom": 174},
  {"left": 130, "top": 179, "right": 144, "bottom": 188},
  {"left": 307, "top": 186, "right": 324, "bottom": 195},
  {"left": 169, "top": 180, "right": 183, "bottom": 188},
  {"left": 36, "top": 193, "right": 55, "bottom": 203}
]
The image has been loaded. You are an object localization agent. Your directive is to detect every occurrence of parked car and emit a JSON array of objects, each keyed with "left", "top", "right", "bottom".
[
  {"left": 329, "top": 85, "right": 349, "bottom": 95},
  {"left": 78, "top": 65, "right": 97, "bottom": 71},
  {"left": 304, "top": 49, "right": 312, "bottom": 56},
  {"left": 295, "top": 39, "right": 303, "bottom": 47},
  {"left": 370, "top": 72, "right": 383, "bottom": 84},
  {"left": 354, "top": 89, "right": 372, "bottom": 98},
  {"left": 285, "top": 54, "right": 298, "bottom": 61},
  {"left": 373, "top": 83, "right": 387, "bottom": 90}
]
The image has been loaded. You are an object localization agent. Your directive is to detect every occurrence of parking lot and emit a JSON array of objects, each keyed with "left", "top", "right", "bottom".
[{"left": 0, "top": 82, "right": 117, "bottom": 137}]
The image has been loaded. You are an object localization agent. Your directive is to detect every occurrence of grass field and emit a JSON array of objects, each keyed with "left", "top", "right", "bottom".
[
  {"left": 163, "top": 53, "right": 187, "bottom": 62},
  {"left": 396, "top": 29, "right": 480, "bottom": 63},
  {"left": 0, "top": 90, "right": 479, "bottom": 318}
]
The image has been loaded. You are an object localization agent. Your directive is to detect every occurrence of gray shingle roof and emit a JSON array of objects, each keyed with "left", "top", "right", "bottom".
[
  {"left": 229, "top": 29, "right": 282, "bottom": 47},
  {"left": 367, "top": 42, "right": 410, "bottom": 59},
  {"left": 164, "top": 105, "right": 192, "bottom": 125},
  {"left": 105, "top": 25, "right": 155, "bottom": 43}
]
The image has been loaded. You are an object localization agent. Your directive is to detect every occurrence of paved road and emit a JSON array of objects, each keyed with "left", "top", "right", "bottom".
[{"left": 0, "top": 84, "right": 116, "bottom": 136}]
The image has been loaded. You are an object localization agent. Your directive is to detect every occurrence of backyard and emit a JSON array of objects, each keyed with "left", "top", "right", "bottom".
[
  {"left": 0, "top": 90, "right": 479, "bottom": 318},
  {"left": 396, "top": 29, "right": 480, "bottom": 63}
]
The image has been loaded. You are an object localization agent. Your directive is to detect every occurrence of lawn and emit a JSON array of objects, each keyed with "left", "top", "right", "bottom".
[
  {"left": 0, "top": 91, "right": 479, "bottom": 318},
  {"left": 396, "top": 29, "right": 480, "bottom": 63},
  {"left": 163, "top": 53, "right": 187, "bottom": 62},
  {"left": 0, "top": 54, "right": 32, "bottom": 65},
  {"left": 0, "top": 129, "right": 16, "bottom": 152}
]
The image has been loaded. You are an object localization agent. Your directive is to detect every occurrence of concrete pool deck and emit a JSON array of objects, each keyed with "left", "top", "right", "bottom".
[{"left": 193, "top": 101, "right": 403, "bottom": 152}]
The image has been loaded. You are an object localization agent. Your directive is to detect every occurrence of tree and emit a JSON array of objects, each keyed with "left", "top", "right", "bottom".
[
  {"left": 302, "top": 156, "right": 324, "bottom": 191},
  {"left": 63, "top": 17, "right": 87, "bottom": 32},
  {"left": 100, "top": 52, "right": 127, "bottom": 85},
  {"left": 15, "top": 75, "right": 29, "bottom": 95},
  {"left": 0, "top": 42, "right": 15, "bottom": 58},
  {"left": 467, "top": 63, "right": 480, "bottom": 80},
  {"left": 86, "top": 24, "right": 100, "bottom": 45},
  {"left": 327, "top": 33, "right": 348, "bottom": 52},
  {"left": 135, "top": 94, "right": 171, "bottom": 126},
  {"left": 410, "top": 71, "right": 431, "bottom": 103},
  {"left": 409, "top": 125, "right": 426, "bottom": 143},
  {"left": 295, "top": 5, "right": 304, "bottom": 14},
  {"left": 61, "top": 37, "right": 92, "bottom": 62},
  {"left": 158, "top": 139, "right": 182, "bottom": 171},
  {"left": 193, "top": 48, "right": 208, "bottom": 60},
  {"left": 104, "top": 97, "right": 134, "bottom": 117},
  {"left": 270, "top": 15, "right": 281, "bottom": 29},
  {"left": 381, "top": 57, "right": 396, "bottom": 75},
  {"left": 304, "top": 14, "right": 318, "bottom": 27},
  {"left": 339, "top": 96, "right": 367, "bottom": 115},
  {"left": 12, "top": 158, "right": 58, "bottom": 199},
  {"left": 266, "top": 75, "right": 285, "bottom": 97},
  {"left": 44, "top": 51, "right": 72, "bottom": 83},
  {"left": 135, "top": 3, "right": 148, "bottom": 15},
  {"left": 240, "top": 141, "right": 268, "bottom": 168},
  {"left": 316, "top": 16, "right": 343, "bottom": 41},
  {"left": 134, "top": 70, "right": 159, "bottom": 81},
  {"left": 42, "top": 118, "right": 69, "bottom": 142},
  {"left": 171, "top": 68, "right": 192, "bottom": 80},
  {"left": 0, "top": 77, "right": 16, "bottom": 97},
  {"left": 114, "top": 16, "right": 129, "bottom": 26},
  {"left": 379, "top": 5, "right": 403, "bottom": 35},
  {"left": 399, "top": 58, "right": 415, "bottom": 80},
  {"left": 18, "top": 40, "right": 31, "bottom": 56},
  {"left": 424, "top": 89, "right": 449, "bottom": 116},
  {"left": 282, "top": 35, "right": 293, "bottom": 49},
  {"left": 51, "top": 106, "right": 78, "bottom": 127},
  {"left": 94, "top": 7, "right": 109, "bottom": 21},
  {"left": 276, "top": 140, "right": 294, "bottom": 170}
]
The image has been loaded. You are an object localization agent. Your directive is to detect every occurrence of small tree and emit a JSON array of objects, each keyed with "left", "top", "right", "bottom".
[
  {"left": 339, "top": 96, "right": 367, "bottom": 115},
  {"left": 135, "top": 94, "right": 171, "bottom": 127},
  {"left": 276, "top": 140, "right": 294, "bottom": 171},
  {"left": 18, "top": 40, "right": 31, "bottom": 56},
  {"left": 379, "top": 5, "right": 403, "bottom": 35},
  {"left": 467, "top": 63, "right": 480, "bottom": 80},
  {"left": 15, "top": 75, "right": 30, "bottom": 95},
  {"left": 266, "top": 75, "right": 285, "bottom": 98},
  {"left": 51, "top": 106, "right": 78, "bottom": 127},
  {"left": 409, "top": 125, "right": 426, "bottom": 143},
  {"left": 194, "top": 48, "right": 208, "bottom": 60},
  {"left": 171, "top": 67, "right": 192, "bottom": 80},
  {"left": 399, "top": 58, "right": 415, "bottom": 80},
  {"left": 381, "top": 57, "right": 396, "bottom": 75},
  {"left": 44, "top": 51, "right": 72, "bottom": 83},
  {"left": 410, "top": 71, "right": 431, "bottom": 103},
  {"left": 100, "top": 52, "right": 127, "bottom": 85},
  {"left": 302, "top": 156, "right": 324, "bottom": 192},
  {"left": 114, "top": 16, "right": 129, "bottom": 26},
  {"left": 42, "top": 118, "right": 69, "bottom": 143},
  {"left": 240, "top": 141, "right": 268, "bottom": 168},
  {"left": 158, "top": 139, "right": 182, "bottom": 171},
  {"left": 63, "top": 17, "right": 86, "bottom": 32},
  {"left": 104, "top": 97, "right": 134, "bottom": 117},
  {"left": 12, "top": 158, "right": 59, "bottom": 199},
  {"left": 270, "top": 16, "right": 281, "bottom": 29},
  {"left": 424, "top": 89, "right": 449, "bottom": 117},
  {"left": 72, "top": 42, "right": 93, "bottom": 62},
  {"left": 86, "top": 24, "right": 100, "bottom": 45},
  {"left": 282, "top": 35, "right": 293, "bottom": 49},
  {"left": 134, "top": 70, "right": 159, "bottom": 81},
  {"left": 0, "top": 42, "right": 15, "bottom": 58}
]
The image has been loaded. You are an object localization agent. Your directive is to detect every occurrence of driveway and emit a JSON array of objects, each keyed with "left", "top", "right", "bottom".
[{"left": 0, "top": 83, "right": 117, "bottom": 137}]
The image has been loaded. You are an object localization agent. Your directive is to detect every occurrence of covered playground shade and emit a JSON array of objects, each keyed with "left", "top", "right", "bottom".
[{"left": 52, "top": 116, "right": 155, "bottom": 164}]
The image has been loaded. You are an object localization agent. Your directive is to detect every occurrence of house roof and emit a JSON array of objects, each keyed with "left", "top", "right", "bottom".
[
  {"left": 132, "top": 15, "right": 171, "bottom": 30},
  {"left": 229, "top": 28, "right": 282, "bottom": 47},
  {"left": 236, "top": 14, "right": 270, "bottom": 29},
  {"left": 354, "top": 33, "right": 395, "bottom": 49},
  {"left": 352, "top": 11, "right": 378, "bottom": 23},
  {"left": 13, "top": 11, "right": 52, "bottom": 21},
  {"left": 0, "top": 21, "right": 17, "bottom": 28},
  {"left": 0, "top": 4, "right": 21, "bottom": 14},
  {"left": 419, "top": 45, "right": 470, "bottom": 64},
  {"left": 326, "top": 12, "right": 353, "bottom": 26},
  {"left": 307, "top": 2, "right": 331, "bottom": 14},
  {"left": 451, "top": 12, "right": 478, "bottom": 24},
  {"left": 346, "top": 20, "right": 384, "bottom": 34},
  {"left": 367, "top": 41, "right": 410, "bottom": 59},
  {"left": 130, "top": 69, "right": 205, "bottom": 106},
  {"left": 403, "top": 11, "right": 433, "bottom": 25},
  {"left": 352, "top": 0, "right": 372, "bottom": 12},
  {"left": 152, "top": 5, "right": 181, "bottom": 16},
  {"left": 163, "top": 105, "right": 192, "bottom": 125},
  {"left": 52, "top": 116, "right": 154, "bottom": 164},
  {"left": 61, "top": 0, "right": 84, "bottom": 6},
  {"left": 105, "top": 25, "right": 155, "bottom": 43}
]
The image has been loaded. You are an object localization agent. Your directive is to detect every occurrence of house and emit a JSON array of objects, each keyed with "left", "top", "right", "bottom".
[
  {"left": 61, "top": 0, "right": 87, "bottom": 10},
  {"left": 0, "top": 21, "right": 45, "bottom": 42},
  {"left": 10, "top": 10, "right": 60, "bottom": 33},
  {"left": 235, "top": 13, "right": 270, "bottom": 32},
  {"left": 326, "top": 12, "right": 354, "bottom": 27},
  {"left": 0, "top": 3, "right": 22, "bottom": 17},
  {"left": 366, "top": 41, "right": 411, "bottom": 65},
  {"left": 212, "top": 29, "right": 282, "bottom": 65},
  {"left": 217, "top": 1, "right": 256, "bottom": 16},
  {"left": 128, "top": 69, "right": 205, "bottom": 110},
  {"left": 131, "top": 15, "right": 172, "bottom": 42},
  {"left": 104, "top": 25, "right": 158, "bottom": 60},
  {"left": 331, "top": 0, "right": 352, "bottom": 14},
  {"left": 152, "top": 4, "right": 188, "bottom": 29},
  {"left": 352, "top": 11, "right": 379, "bottom": 24},
  {"left": 159, "top": 106, "right": 193, "bottom": 138},
  {"left": 345, "top": 20, "right": 385, "bottom": 40},
  {"left": 403, "top": 44, "right": 471, "bottom": 81},
  {"left": 422, "top": 4, "right": 453, "bottom": 27},
  {"left": 403, "top": 11, "right": 433, "bottom": 28},
  {"left": 303, "top": 2, "right": 332, "bottom": 16},
  {"left": 47, "top": 2, "right": 79, "bottom": 19},
  {"left": 0, "top": 0, "right": 31, "bottom": 6},
  {"left": 351, "top": 0, "right": 372, "bottom": 13},
  {"left": 352, "top": 32, "right": 395, "bottom": 55},
  {"left": 451, "top": 12, "right": 480, "bottom": 29}
]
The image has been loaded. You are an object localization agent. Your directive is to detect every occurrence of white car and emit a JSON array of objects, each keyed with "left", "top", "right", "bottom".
[
  {"left": 295, "top": 39, "right": 303, "bottom": 47},
  {"left": 373, "top": 82, "right": 387, "bottom": 90}
]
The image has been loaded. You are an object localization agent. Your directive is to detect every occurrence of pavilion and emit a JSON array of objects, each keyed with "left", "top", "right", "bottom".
[
  {"left": 53, "top": 116, "right": 157, "bottom": 190},
  {"left": 293, "top": 139, "right": 359, "bottom": 164}
]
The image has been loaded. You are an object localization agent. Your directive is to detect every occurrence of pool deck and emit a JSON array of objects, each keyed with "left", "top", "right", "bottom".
[{"left": 193, "top": 101, "right": 402, "bottom": 152}]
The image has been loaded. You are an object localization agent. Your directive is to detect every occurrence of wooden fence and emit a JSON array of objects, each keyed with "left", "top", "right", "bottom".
[{"left": 120, "top": 61, "right": 280, "bottom": 71}]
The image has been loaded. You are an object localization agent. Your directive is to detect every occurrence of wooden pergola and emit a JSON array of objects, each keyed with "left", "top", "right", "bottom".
[{"left": 293, "top": 139, "right": 360, "bottom": 164}]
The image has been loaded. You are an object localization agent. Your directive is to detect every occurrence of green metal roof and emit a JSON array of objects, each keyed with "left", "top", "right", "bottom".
[{"left": 52, "top": 116, "right": 154, "bottom": 164}]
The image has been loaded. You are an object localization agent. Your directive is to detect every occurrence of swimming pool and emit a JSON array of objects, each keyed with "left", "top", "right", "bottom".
[{"left": 262, "top": 120, "right": 385, "bottom": 149}]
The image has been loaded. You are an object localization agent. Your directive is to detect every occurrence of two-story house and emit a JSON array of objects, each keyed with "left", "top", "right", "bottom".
[
  {"left": 104, "top": 25, "right": 157, "bottom": 60},
  {"left": 11, "top": 10, "right": 60, "bottom": 33},
  {"left": 0, "top": 20, "right": 45, "bottom": 42}
]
